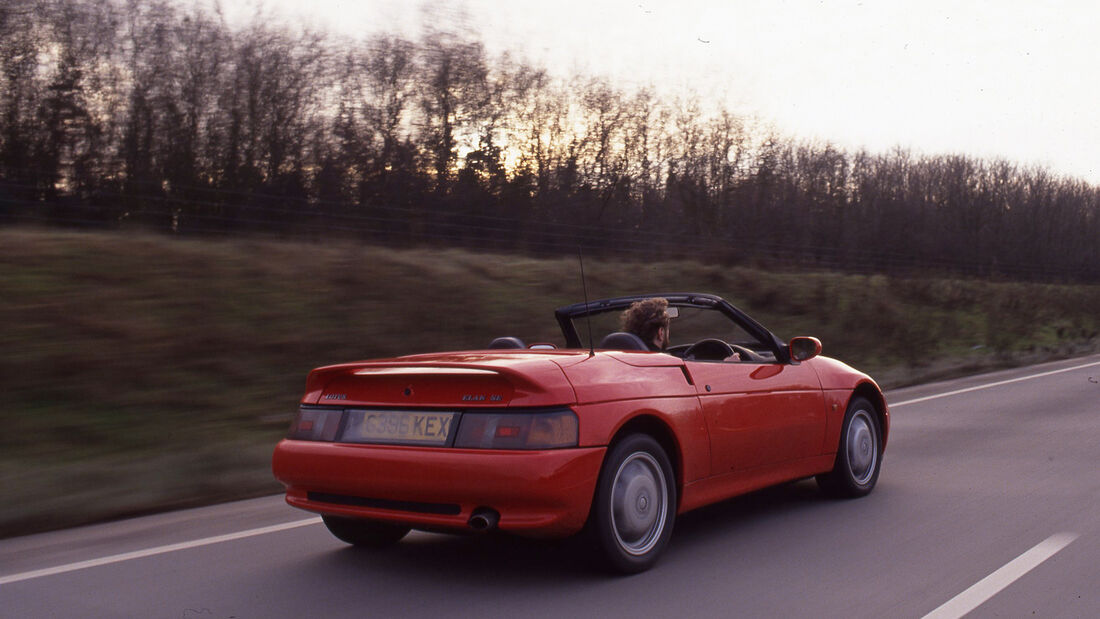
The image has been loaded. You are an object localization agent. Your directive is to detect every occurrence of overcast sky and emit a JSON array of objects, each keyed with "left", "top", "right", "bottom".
[{"left": 225, "top": 0, "right": 1100, "bottom": 184}]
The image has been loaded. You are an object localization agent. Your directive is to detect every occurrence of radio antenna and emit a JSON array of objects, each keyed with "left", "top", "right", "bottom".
[{"left": 578, "top": 247, "right": 595, "bottom": 357}]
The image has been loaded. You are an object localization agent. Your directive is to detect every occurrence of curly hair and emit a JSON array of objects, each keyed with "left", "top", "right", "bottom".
[{"left": 620, "top": 298, "right": 671, "bottom": 345}]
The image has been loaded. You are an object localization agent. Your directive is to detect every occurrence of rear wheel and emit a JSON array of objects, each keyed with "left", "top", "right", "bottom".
[
  {"left": 322, "top": 515, "right": 410, "bottom": 547},
  {"left": 817, "top": 397, "right": 882, "bottom": 497},
  {"left": 589, "top": 434, "right": 676, "bottom": 574}
]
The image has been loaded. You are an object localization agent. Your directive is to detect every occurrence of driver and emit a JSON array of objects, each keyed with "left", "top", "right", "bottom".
[
  {"left": 620, "top": 297, "right": 741, "bottom": 361},
  {"left": 620, "top": 298, "right": 672, "bottom": 352}
]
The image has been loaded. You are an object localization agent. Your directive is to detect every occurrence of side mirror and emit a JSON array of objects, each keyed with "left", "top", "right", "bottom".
[{"left": 789, "top": 336, "right": 822, "bottom": 362}]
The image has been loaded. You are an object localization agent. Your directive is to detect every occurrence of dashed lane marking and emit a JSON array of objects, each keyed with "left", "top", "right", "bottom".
[{"left": 921, "top": 532, "right": 1079, "bottom": 619}]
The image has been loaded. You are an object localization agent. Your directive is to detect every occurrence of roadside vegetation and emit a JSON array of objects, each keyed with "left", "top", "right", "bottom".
[{"left": 2, "top": 228, "right": 1099, "bottom": 537}]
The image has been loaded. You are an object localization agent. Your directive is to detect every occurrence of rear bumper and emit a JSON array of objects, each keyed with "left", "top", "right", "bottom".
[{"left": 272, "top": 440, "right": 605, "bottom": 538}]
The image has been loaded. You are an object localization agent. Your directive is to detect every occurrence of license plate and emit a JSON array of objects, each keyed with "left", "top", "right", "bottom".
[{"left": 343, "top": 410, "right": 456, "bottom": 446}]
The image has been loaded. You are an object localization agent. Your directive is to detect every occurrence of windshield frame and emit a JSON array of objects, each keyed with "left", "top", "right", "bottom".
[{"left": 554, "top": 292, "right": 789, "bottom": 362}]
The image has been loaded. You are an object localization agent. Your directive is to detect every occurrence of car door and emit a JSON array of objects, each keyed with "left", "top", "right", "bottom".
[{"left": 685, "top": 359, "right": 826, "bottom": 475}]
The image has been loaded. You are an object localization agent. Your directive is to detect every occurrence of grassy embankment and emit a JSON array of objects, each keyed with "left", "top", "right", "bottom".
[{"left": 2, "top": 228, "right": 1099, "bottom": 537}]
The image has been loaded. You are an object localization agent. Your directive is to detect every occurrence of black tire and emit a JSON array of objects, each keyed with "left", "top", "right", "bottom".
[
  {"left": 817, "top": 396, "right": 882, "bottom": 498},
  {"left": 589, "top": 434, "right": 677, "bottom": 574},
  {"left": 322, "top": 515, "right": 411, "bottom": 548}
]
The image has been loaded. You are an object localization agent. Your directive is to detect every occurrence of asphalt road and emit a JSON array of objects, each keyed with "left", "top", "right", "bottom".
[{"left": 3, "top": 354, "right": 1099, "bottom": 618}]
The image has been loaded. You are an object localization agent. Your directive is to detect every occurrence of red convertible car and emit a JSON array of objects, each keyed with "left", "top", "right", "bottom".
[{"left": 272, "top": 293, "right": 888, "bottom": 572}]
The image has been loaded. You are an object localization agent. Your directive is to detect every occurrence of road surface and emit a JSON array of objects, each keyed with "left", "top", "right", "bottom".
[{"left": 3, "top": 354, "right": 1098, "bottom": 618}]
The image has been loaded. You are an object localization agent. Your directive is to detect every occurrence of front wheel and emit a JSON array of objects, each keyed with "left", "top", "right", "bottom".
[
  {"left": 589, "top": 434, "right": 677, "bottom": 574},
  {"left": 322, "top": 515, "right": 410, "bottom": 548},
  {"left": 817, "top": 397, "right": 882, "bottom": 498}
]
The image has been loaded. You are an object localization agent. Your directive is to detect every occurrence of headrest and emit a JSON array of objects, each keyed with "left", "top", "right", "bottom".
[
  {"left": 598, "top": 332, "right": 649, "bottom": 351},
  {"left": 487, "top": 336, "right": 525, "bottom": 349}
]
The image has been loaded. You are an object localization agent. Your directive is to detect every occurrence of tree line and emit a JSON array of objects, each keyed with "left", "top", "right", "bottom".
[{"left": 2, "top": 0, "right": 1098, "bottom": 282}]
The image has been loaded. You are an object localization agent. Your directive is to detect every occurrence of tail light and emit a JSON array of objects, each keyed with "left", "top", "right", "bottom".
[
  {"left": 454, "top": 408, "right": 578, "bottom": 450},
  {"left": 287, "top": 406, "right": 342, "bottom": 441}
]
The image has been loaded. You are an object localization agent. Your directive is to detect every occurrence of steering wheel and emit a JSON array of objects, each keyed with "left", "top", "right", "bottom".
[
  {"left": 684, "top": 339, "right": 766, "bottom": 362},
  {"left": 683, "top": 339, "right": 736, "bottom": 361},
  {"left": 729, "top": 343, "right": 765, "bottom": 363}
]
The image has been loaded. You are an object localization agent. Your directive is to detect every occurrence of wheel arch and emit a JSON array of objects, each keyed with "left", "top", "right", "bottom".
[
  {"left": 850, "top": 382, "right": 888, "bottom": 447},
  {"left": 607, "top": 414, "right": 683, "bottom": 510}
]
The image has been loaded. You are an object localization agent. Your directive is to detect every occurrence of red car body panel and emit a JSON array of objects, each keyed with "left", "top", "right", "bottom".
[
  {"left": 273, "top": 441, "right": 604, "bottom": 537},
  {"left": 556, "top": 352, "right": 696, "bottom": 404},
  {"left": 570, "top": 397, "right": 712, "bottom": 486},
  {"left": 809, "top": 355, "right": 891, "bottom": 452},
  {"left": 301, "top": 352, "right": 580, "bottom": 408},
  {"left": 686, "top": 360, "right": 825, "bottom": 473}
]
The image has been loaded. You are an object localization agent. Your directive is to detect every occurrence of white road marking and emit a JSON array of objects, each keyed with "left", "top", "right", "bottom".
[
  {"left": 890, "top": 360, "right": 1100, "bottom": 408},
  {"left": 0, "top": 517, "right": 321, "bottom": 586},
  {"left": 921, "top": 532, "right": 1079, "bottom": 619}
]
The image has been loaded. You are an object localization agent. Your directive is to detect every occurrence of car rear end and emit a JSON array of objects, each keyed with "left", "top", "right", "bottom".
[{"left": 271, "top": 352, "right": 605, "bottom": 537}]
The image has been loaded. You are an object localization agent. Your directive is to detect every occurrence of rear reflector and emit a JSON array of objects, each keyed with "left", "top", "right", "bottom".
[{"left": 287, "top": 407, "right": 342, "bottom": 441}]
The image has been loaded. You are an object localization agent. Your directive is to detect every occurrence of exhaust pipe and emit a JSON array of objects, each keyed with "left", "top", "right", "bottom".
[{"left": 468, "top": 508, "right": 499, "bottom": 532}]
